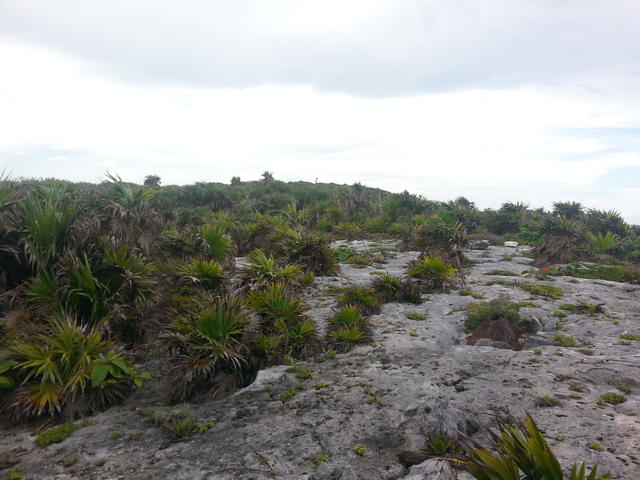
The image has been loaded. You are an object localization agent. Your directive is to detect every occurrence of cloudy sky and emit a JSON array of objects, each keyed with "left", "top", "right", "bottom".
[{"left": 1, "top": 0, "right": 639, "bottom": 221}]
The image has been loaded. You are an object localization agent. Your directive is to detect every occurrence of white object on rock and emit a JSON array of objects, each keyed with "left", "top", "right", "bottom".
[{"left": 504, "top": 241, "right": 519, "bottom": 247}]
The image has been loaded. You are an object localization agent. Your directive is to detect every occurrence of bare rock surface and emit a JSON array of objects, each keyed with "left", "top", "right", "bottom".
[{"left": 1, "top": 242, "right": 639, "bottom": 479}]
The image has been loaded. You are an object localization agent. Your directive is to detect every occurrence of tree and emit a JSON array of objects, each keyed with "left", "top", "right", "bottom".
[{"left": 143, "top": 175, "right": 161, "bottom": 188}]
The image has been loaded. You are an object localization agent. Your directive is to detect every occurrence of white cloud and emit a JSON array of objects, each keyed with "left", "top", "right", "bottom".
[{"left": 1, "top": 2, "right": 640, "bottom": 222}]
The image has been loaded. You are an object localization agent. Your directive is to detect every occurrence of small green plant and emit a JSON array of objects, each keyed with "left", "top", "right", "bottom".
[
  {"left": 587, "top": 442, "right": 603, "bottom": 452},
  {"left": 532, "top": 348, "right": 543, "bottom": 355},
  {"left": 409, "top": 331, "right": 419, "bottom": 337},
  {"left": 352, "top": 444, "right": 368, "bottom": 455},
  {"left": 129, "top": 431, "right": 143, "bottom": 440},
  {"left": 535, "top": 394, "right": 561, "bottom": 407},
  {"left": 598, "top": 392, "right": 627, "bottom": 405},
  {"left": 1, "top": 467, "right": 26, "bottom": 480},
  {"left": 485, "top": 270, "right": 519, "bottom": 276},
  {"left": 324, "top": 348, "right": 336, "bottom": 360},
  {"left": 424, "top": 432, "right": 461, "bottom": 456},
  {"left": 108, "top": 431, "right": 123, "bottom": 440},
  {"left": 554, "top": 334, "right": 577, "bottom": 347},
  {"left": 294, "top": 365, "right": 313, "bottom": 380},
  {"left": 34, "top": 422, "right": 77, "bottom": 448},
  {"left": 520, "top": 284, "right": 563, "bottom": 299},
  {"left": 459, "top": 288, "right": 484, "bottom": 299},
  {"left": 552, "top": 311, "right": 568, "bottom": 318},
  {"left": 281, "top": 384, "right": 304, "bottom": 400},
  {"left": 560, "top": 302, "right": 604, "bottom": 315},
  {"left": 619, "top": 333, "right": 639, "bottom": 341},
  {"left": 314, "top": 382, "right": 328, "bottom": 389},
  {"left": 405, "top": 312, "right": 426, "bottom": 320},
  {"left": 568, "top": 382, "right": 587, "bottom": 393},
  {"left": 312, "top": 453, "right": 329, "bottom": 468},
  {"left": 606, "top": 379, "right": 633, "bottom": 394},
  {"left": 63, "top": 457, "right": 75, "bottom": 467}
]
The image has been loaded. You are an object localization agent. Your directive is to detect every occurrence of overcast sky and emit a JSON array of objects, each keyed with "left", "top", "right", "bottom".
[{"left": 1, "top": 0, "right": 639, "bottom": 221}]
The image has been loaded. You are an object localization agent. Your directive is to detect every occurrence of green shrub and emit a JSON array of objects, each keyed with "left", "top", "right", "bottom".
[
  {"left": 162, "top": 301, "right": 251, "bottom": 401},
  {"left": 405, "top": 312, "right": 426, "bottom": 320},
  {"left": 329, "top": 306, "right": 366, "bottom": 328},
  {"left": 200, "top": 225, "right": 232, "bottom": 261},
  {"left": 176, "top": 259, "right": 224, "bottom": 290},
  {"left": 242, "top": 249, "right": 304, "bottom": 289},
  {"left": 455, "top": 414, "right": 607, "bottom": 480},
  {"left": 7, "top": 318, "right": 149, "bottom": 420},
  {"left": 465, "top": 296, "right": 521, "bottom": 331},
  {"left": 34, "top": 422, "right": 77, "bottom": 447},
  {"left": 337, "top": 286, "right": 380, "bottom": 315},
  {"left": 587, "top": 232, "right": 618, "bottom": 255},
  {"left": 406, "top": 256, "right": 458, "bottom": 291},
  {"left": 331, "top": 326, "right": 365, "bottom": 343},
  {"left": 598, "top": 392, "right": 627, "bottom": 405}
]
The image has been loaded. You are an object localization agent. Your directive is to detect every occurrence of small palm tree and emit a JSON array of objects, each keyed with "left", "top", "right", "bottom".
[
  {"left": 5, "top": 315, "right": 148, "bottom": 420},
  {"left": 163, "top": 302, "right": 254, "bottom": 400},
  {"left": 453, "top": 414, "right": 608, "bottom": 480},
  {"left": 242, "top": 249, "right": 304, "bottom": 290},
  {"left": 587, "top": 232, "right": 618, "bottom": 255},
  {"left": 101, "top": 173, "right": 161, "bottom": 254},
  {"left": 19, "top": 186, "right": 76, "bottom": 270},
  {"left": 406, "top": 256, "right": 458, "bottom": 291}
]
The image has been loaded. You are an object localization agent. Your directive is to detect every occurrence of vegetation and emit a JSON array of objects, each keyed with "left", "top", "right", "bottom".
[
  {"left": 465, "top": 296, "right": 522, "bottom": 331},
  {"left": 34, "top": 422, "right": 77, "bottom": 447},
  {"left": 406, "top": 256, "right": 459, "bottom": 291},
  {"left": 0, "top": 172, "right": 638, "bottom": 446},
  {"left": 453, "top": 414, "right": 608, "bottom": 480}
]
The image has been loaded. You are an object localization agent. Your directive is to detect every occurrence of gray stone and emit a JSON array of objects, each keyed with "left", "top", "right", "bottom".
[
  {"left": 469, "top": 239, "right": 490, "bottom": 250},
  {"left": 474, "top": 338, "right": 512, "bottom": 349}
]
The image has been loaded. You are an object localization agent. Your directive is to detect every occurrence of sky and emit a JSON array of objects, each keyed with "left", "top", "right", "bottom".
[{"left": 1, "top": 0, "right": 639, "bottom": 222}]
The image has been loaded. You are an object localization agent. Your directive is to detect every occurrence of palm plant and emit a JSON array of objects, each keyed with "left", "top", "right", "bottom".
[
  {"left": 453, "top": 414, "right": 608, "bottom": 480},
  {"left": 101, "top": 173, "right": 161, "bottom": 254},
  {"left": 552, "top": 201, "right": 584, "bottom": 220},
  {"left": 248, "top": 283, "right": 317, "bottom": 357},
  {"left": 277, "top": 232, "right": 338, "bottom": 275},
  {"left": 19, "top": 186, "right": 76, "bottom": 270},
  {"left": 418, "top": 213, "right": 469, "bottom": 266},
  {"left": 248, "top": 282, "right": 308, "bottom": 323},
  {"left": 372, "top": 273, "right": 403, "bottom": 302},
  {"left": 242, "top": 249, "right": 304, "bottom": 290},
  {"left": 176, "top": 259, "right": 224, "bottom": 290},
  {"left": 5, "top": 316, "right": 148, "bottom": 420},
  {"left": 337, "top": 286, "right": 381, "bottom": 315},
  {"left": 328, "top": 306, "right": 367, "bottom": 346},
  {"left": 587, "top": 232, "right": 618, "bottom": 255},
  {"left": 406, "top": 256, "right": 458, "bottom": 291},
  {"left": 163, "top": 302, "right": 254, "bottom": 400},
  {"left": 200, "top": 224, "right": 232, "bottom": 261},
  {"left": 329, "top": 305, "right": 366, "bottom": 328}
]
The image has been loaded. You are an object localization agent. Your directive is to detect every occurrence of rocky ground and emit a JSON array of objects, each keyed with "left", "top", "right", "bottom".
[{"left": 1, "top": 241, "right": 639, "bottom": 479}]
